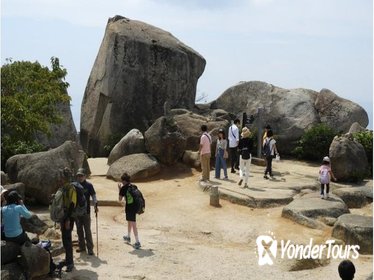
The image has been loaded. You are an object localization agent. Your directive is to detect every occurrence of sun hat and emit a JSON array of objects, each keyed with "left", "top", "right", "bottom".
[
  {"left": 323, "top": 156, "right": 330, "bottom": 163},
  {"left": 76, "top": 168, "right": 86, "bottom": 176},
  {"left": 241, "top": 127, "right": 251, "bottom": 138}
]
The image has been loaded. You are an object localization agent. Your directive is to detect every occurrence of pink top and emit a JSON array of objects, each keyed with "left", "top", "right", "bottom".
[
  {"left": 319, "top": 165, "right": 331, "bottom": 184},
  {"left": 200, "top": 133, "right": 211, "bottom": 155}
]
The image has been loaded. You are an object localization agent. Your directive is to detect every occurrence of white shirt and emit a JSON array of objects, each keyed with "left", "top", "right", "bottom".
[
  {"left": 228, "top": 124, "right": 239, "bottom": 148},
  {"left": 264, "top": 137, "right": 277, "bottom": 156}
]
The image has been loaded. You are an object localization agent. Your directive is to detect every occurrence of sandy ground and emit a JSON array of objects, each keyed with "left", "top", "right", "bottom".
[{"left": 44, "top": 159, "right": 372, "bottom": 280}]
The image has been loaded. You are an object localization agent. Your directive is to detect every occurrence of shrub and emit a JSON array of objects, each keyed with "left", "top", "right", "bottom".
[
  {"left": 292, "top": 124, "right": 337, "bottom": 161},
  {"left": 353, "top": 130, "right": 373, "bottom": 175}
]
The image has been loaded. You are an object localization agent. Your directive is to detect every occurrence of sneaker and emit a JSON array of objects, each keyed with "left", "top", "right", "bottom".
[
  {"left": 238, "top": 179, "right": 243, "bottom": 186},
  {"left": 264, "top": 175, "right": 269, "bottom": 180},
  {"left": 320, "top": 194, "right": 324, "bottom": 199},
  {"left": 231, "top": 169, "right": 236, "bottom": 174},
  {"left": 123, "top": 235, "right": 131, "bottom": 243},
  {"left": 76, "top": 248, "right": 86, "bottom": 253},
  {"left": 134, "top": 242, "right": 141, "bottom": 249},
  {"left": 66, "top": 264, "right": 74, "bottom": 272},
  {"left": 88, "top": 251, "right": 94, "bottom": 255}
]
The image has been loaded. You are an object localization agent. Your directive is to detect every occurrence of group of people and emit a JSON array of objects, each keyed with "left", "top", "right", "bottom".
[{"left": 199, "top": 119, "right": 280, "bottom": 188}]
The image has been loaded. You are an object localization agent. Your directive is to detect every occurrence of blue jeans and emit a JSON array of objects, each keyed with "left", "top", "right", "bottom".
[{"left": 215, "top": 149, "right": 228, "bottom": 179}]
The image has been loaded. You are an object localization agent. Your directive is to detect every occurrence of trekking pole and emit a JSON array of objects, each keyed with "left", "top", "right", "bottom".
[{"left": 95, "top": 210, "right": 99, "bottom": 257}]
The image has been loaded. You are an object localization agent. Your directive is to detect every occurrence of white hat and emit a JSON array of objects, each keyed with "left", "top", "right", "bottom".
[{"left": 323, "top": 156, "right": 330, "bottom": 163}]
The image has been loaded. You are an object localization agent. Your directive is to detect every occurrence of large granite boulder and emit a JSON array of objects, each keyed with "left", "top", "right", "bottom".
[
  {"left": 108, "top": 129, "right": 146, "bottom": 165},
  {"left": 332, "top": 214, "right": 373, "bottom": 254},
  {"left": 21, "top": 214, "right": 49, "bottom": 235},
  {"left": 106, "top": 153, "right": 161, "bottom": 181},
  {"left": 329, "top": 135, "right": 368, "bottom": 182},
  {"left": 80, "top": 15, "right": 206, "bottom": 156},
  {"left": 35, "top": 102, "right": 78, "bottom": 149},
  {"left": 1, "top": 241, "right": 21, "bottom": 265},
  {"left": 1, "top": 171, "right": 8, "bottom": 185},
  {"left": 1, "top": 262, "right": 26, "bottom": 280},
  {"left": 19, "top": 243, "right": 50, "bottom": 279},
  {"left": 332, "top": 186, "right": 372, "bottom": 208},
  {"left": 348, "top": 122, "right": 367, "bottom": 134},
  {"left": 6, "top": 141, "right": 90, "bottom": 205},
  {"left": 212, "top": 81, "right": 368, "bottom": 154},
  {"left": 282, "top": 193, "right": 350, "bottom": 229},
  {"left": 3, "top": 183, "right": 26, "bottom": 199},
  {"left": 145, "top": 117, "right": 186, "bottom": 165}
]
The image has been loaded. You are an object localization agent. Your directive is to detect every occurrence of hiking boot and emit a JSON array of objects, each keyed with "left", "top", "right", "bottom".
[
  {"left": 238, "top": 179, "right": 243, "bottom": 186},
  {"left": 88, "top": 250, "right": 94, "bottom": 255},
  {"left": 134, "top": 242, "right": 141, "bottom": 249},
  {"left": 66, "top": 264, "right": 74, "bottom": 272},
  {"left": 123, "top": 235, "right": 131, "bottom": 243}
]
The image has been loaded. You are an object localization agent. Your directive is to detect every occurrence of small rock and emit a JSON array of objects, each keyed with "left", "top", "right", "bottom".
[
  {"left": 21, "top": 213, "right": 49, "bottom": 235},
  {"left": 18, "top": 243, "right": 50, "bottom": 279}
]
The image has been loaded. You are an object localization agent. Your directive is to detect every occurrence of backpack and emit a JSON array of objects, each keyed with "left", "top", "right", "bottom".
[
  {"left": 263, "top": 138, "right": 272, "bottom": 157},
  {"left": 71, "top": 182, "right": 87, "bottom": 218},
  {"left": 50, "top": 187, "right": 65, "bottom": 222},
  {"left": 127, "top": 184, "right": 145, "bottom": 215}
]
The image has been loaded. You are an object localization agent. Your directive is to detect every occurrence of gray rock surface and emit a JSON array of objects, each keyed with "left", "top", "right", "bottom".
[
  {"left": 5, "top": 141, "right": 90, "bottom": 205},
  {"left": 108, "top": 129, "right": 146, "bottom": 165},
  {"left": 21, "top": 214, "right": 48, "bottom": 235},
  {"left": 80, "top": 15, "right": 206, "bottom": 156},
  {"left": 329, "top": 135, "right": 368, "bottom": 182},
  {"left": 145, "top": 117, "right": 186, "bottom": 165},
  {"left": 333, "top": 186, "right": 372, "bottom": 208},
  {"left": 332, "top": 214, "right": 373, "bottom": 254},
  {"left": 106, "top": 153, "right": 161, "bottom": 181},
  {"left": 3, "top": 183, "right": 26, "bottom": 199},
  {"left": 348, "top": 122, "right": 367, "bottom": 134},
  {"left": 19, "top": 243, "right": 50, "bottom": 279},
  {"left": 182, "top": 150, "right": 201, "bottom": 170},
  {"left": 282, "top": 193, "right": 350, "bottom": 229},
  {"left": 212, "top": 81, "right": 368, "bottom": 154},
  {"left": 35, "top": 101, "right": 78, "bottom": 149},
  {"left": 1, "top": 262, "right": 26, "bottom": 280},
  {"left": 1, "top": 241, "right": 21, "bottom": 265}
]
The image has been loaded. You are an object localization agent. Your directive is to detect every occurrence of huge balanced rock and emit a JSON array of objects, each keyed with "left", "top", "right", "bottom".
[
  {"left": 332, "top": 214, "right": 373, "bottom": 254},
  {"left": 329, "top": 134, "right": 368, "bottom": 182},
  {"left": 107, "top": 153, "right": 161, "bottom": 181},
  {"left": 213, "top": 81, "right": 368, "bottom": 154},
  {"left": 80, "top": 15, "right": 206, "bottom": 156},
  {"left": 6, "top": 141, "right": 90, "bottom": 205},
  {"left": 108, "top": 129, "right": 146, "bottom": 165}
]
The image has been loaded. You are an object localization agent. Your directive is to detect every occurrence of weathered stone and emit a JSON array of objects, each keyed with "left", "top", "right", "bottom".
[
  {"left": 1, "top": 241, "right": 21, "bottom": 265},
  {"left": 3, "top": 183, "right": 25, "bottom": 199},
  {"left": 333, "top": 186, "right": 372, "bottom": 208},
  {"left": 282, "top": 193, "right": 350, "bottom": 229},
  {"left": 80, "top": 15, "right": 206, "bottom": 156},
  {"left": 21, "top": 213, "right": 48, "bottom": 235},
  {"left": 106, "top": 153, "right": 161, "bottom": 181},
  {"left": 1, "top": 171, "right": 8, "bottom": 185},
  {"left": 1, "top": 262, "right": 26, "bottom": 280},
  {"left": 43, "top": 228, "right": 61, "bottom": 240},
  {"left": 108, "top": 129, "right": 146, "bottom": 165},
  {"left": 35, "top": 101, "right": 78, "bottom": 149},
  {"left": 6, "top": 141, "right": 90, "bottom": 205},
  {"left": 348, "top": 122, "right": 367, "bottom": 134},
  {"left": 19, "top": 243, "right": 50, "bottom": 279},
  {"left": 213, "top": 81, "right": 368, "bottom": 154},
  {"left": 145, "top": 117, "right": 186, "bottom": 165},
  {"left": 329, "top": 135, "right": 369, "bottom": 182},
  {"left": 182, "top": 150, "right": 201, "bottom": 170},
  {"left": 332, "top": 214, "right": 373, "bottom": 254}
]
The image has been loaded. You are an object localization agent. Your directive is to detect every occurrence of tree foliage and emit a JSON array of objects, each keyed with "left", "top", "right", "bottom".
[
  {"left": 353, "top": 130, "right": 373, "bottom": 175},
  {"left": 1, "top": 57, "right": 70, "bottom": 167}
]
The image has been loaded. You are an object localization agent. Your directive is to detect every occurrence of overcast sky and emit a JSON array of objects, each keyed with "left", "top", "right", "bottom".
[{"left": 2, "top": 0, "right": 373, "bottom": 129}]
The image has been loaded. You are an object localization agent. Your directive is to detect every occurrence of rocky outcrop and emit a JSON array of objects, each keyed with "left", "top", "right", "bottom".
[
  {"left": 3, "top": 183, "right": 25, "bottom": 199},
  {"left": 145, "top": 117, "right": 186, "bottom": 165},
  {"left": 35, "top": 102, "right": 78, "bottom": 149},
  {"left": 332, "top": 214, "right": 373, "bottom": 254},
  {"left": 5, "top": 141, "right": 90, "bottom": 205},
  {"left": 348, "top": 122, "right": 366, "bottom": 134},
  {"left": 332, "top": 186, "right": 372, "bottom": 208},
  {"left": 21, "top": 214, "right": 49, "bottom": 235},
  {"left": 212, "top": 81, "right": 368, "bottom": 154},
  {"left": 281, "top": 193, "right": 350, "bottom": 229},
  {"left": 329, "top": 135, "right": 368, "bottom": 182},
  {"left": 19, "top": 243, "right": 50, "bottom": 279},
  {"left": 106, "top": 153, "right": 161, "bottom": 181},
  {"left": 108, "top": 129, "right": 146, "bottom": 165},
  {"left": 1, "top": 241, "right": 21, "bottom": 265},
  {"left": 80, "top": 15, "right": 206, "bottom": 156}
]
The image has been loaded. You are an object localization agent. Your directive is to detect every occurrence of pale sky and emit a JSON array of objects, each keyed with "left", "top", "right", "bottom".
[{"left": 1, "top": 0, "right": 373, "bottom": 129}]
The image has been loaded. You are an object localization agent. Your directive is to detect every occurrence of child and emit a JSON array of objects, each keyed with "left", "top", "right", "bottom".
[{"left": 319, "top": 156, "right": 337, "bottom": 199}]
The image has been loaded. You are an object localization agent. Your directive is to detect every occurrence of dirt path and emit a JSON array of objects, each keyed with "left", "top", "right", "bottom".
[{"left": 49, "top": 159, "right": 372, "bottom": 280}]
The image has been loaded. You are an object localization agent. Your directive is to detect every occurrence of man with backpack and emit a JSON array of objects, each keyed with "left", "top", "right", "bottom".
[
  {"left": 75, "top": 168, "right": 98, "bottom": 255},
  {"left": 263, "top": 130, "right": 279, "bottom": 179},
  {"left": 118, "top": 173, "right": 144, "bottom": 249}
]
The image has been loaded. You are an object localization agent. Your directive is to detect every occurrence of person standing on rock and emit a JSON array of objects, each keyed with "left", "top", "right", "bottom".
[
  {"left": 228, "top": 119, "right": 240, "bottom": 173},
  {"left": 215, "top": 129, "right": 228, "bottom": 180},
  {"left": 1, "top": 190, "right": 32, "bottom": 245},
  {"left": 319, "top": 156, "right": 337, "bottom": 199},
  {"left": 199, "top": 125, "right": 212, "bottom": 182},
  {"left": 75, "top": 168, "right": 98, "bottom": 255},
  {"left": 238, "top": 127, "right": 253, "bottom": 188},
  {"left": 263, "top": 129, "right": 279, "bottom": 179},
  {"left": 118, "top": 173, "right": 141, "bottom": 249}
]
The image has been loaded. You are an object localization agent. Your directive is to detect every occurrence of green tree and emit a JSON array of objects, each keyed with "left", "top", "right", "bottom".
[
  {"left": 353, "top": 130, "right": 373, "bottom": 175},
  {"left": 1, "top": 57, "right": 70, "bottom": 167}
]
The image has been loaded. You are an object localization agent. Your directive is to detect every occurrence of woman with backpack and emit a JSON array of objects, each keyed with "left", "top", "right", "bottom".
[
  {"left": 263, "top": 129, "right": 279, "bottom": 179},
  {"left": 238, "top": 127, "right": 253, "bottom": 188}
]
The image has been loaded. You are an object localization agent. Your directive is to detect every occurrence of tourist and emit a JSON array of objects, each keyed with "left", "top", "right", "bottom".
[
  {"left": 338, "top": 260, "right": 356, "bottom": 280},
  {"left": 1, "top": 190, "right": 32, "bottom": 245},
  {"left": 228, "top": 119, "right": 240, "bottom": 173},
  {"left": 59, "top": 167, "right": 76, "bottom": 272},
  {"left": 263, "top": 129, "right": 278, "bottom": 179},
  {"left": 199, "top": 124, "right": 212, "bottom": 182},
  {"left": 75, "top": 168, "right": 98, "bottom": 255},
  {"left": 263, "top": 124, "right": 271, "bottom": 141},
  {"left": 238, "top": 127, "right": 253, "bottom": 188},
  {"left": 215, "top": 129, "right": 228, "bottom": 180},
  {"left": 118, "top": 173, "right": 141, "bottom": 249},
  {"left": 319, "top": 156, "right": 337, "bottom": 199}
]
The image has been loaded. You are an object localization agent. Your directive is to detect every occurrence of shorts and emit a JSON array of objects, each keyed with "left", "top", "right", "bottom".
[{"left": 126, "top": 210, "right": 136, "bottom": 222}]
